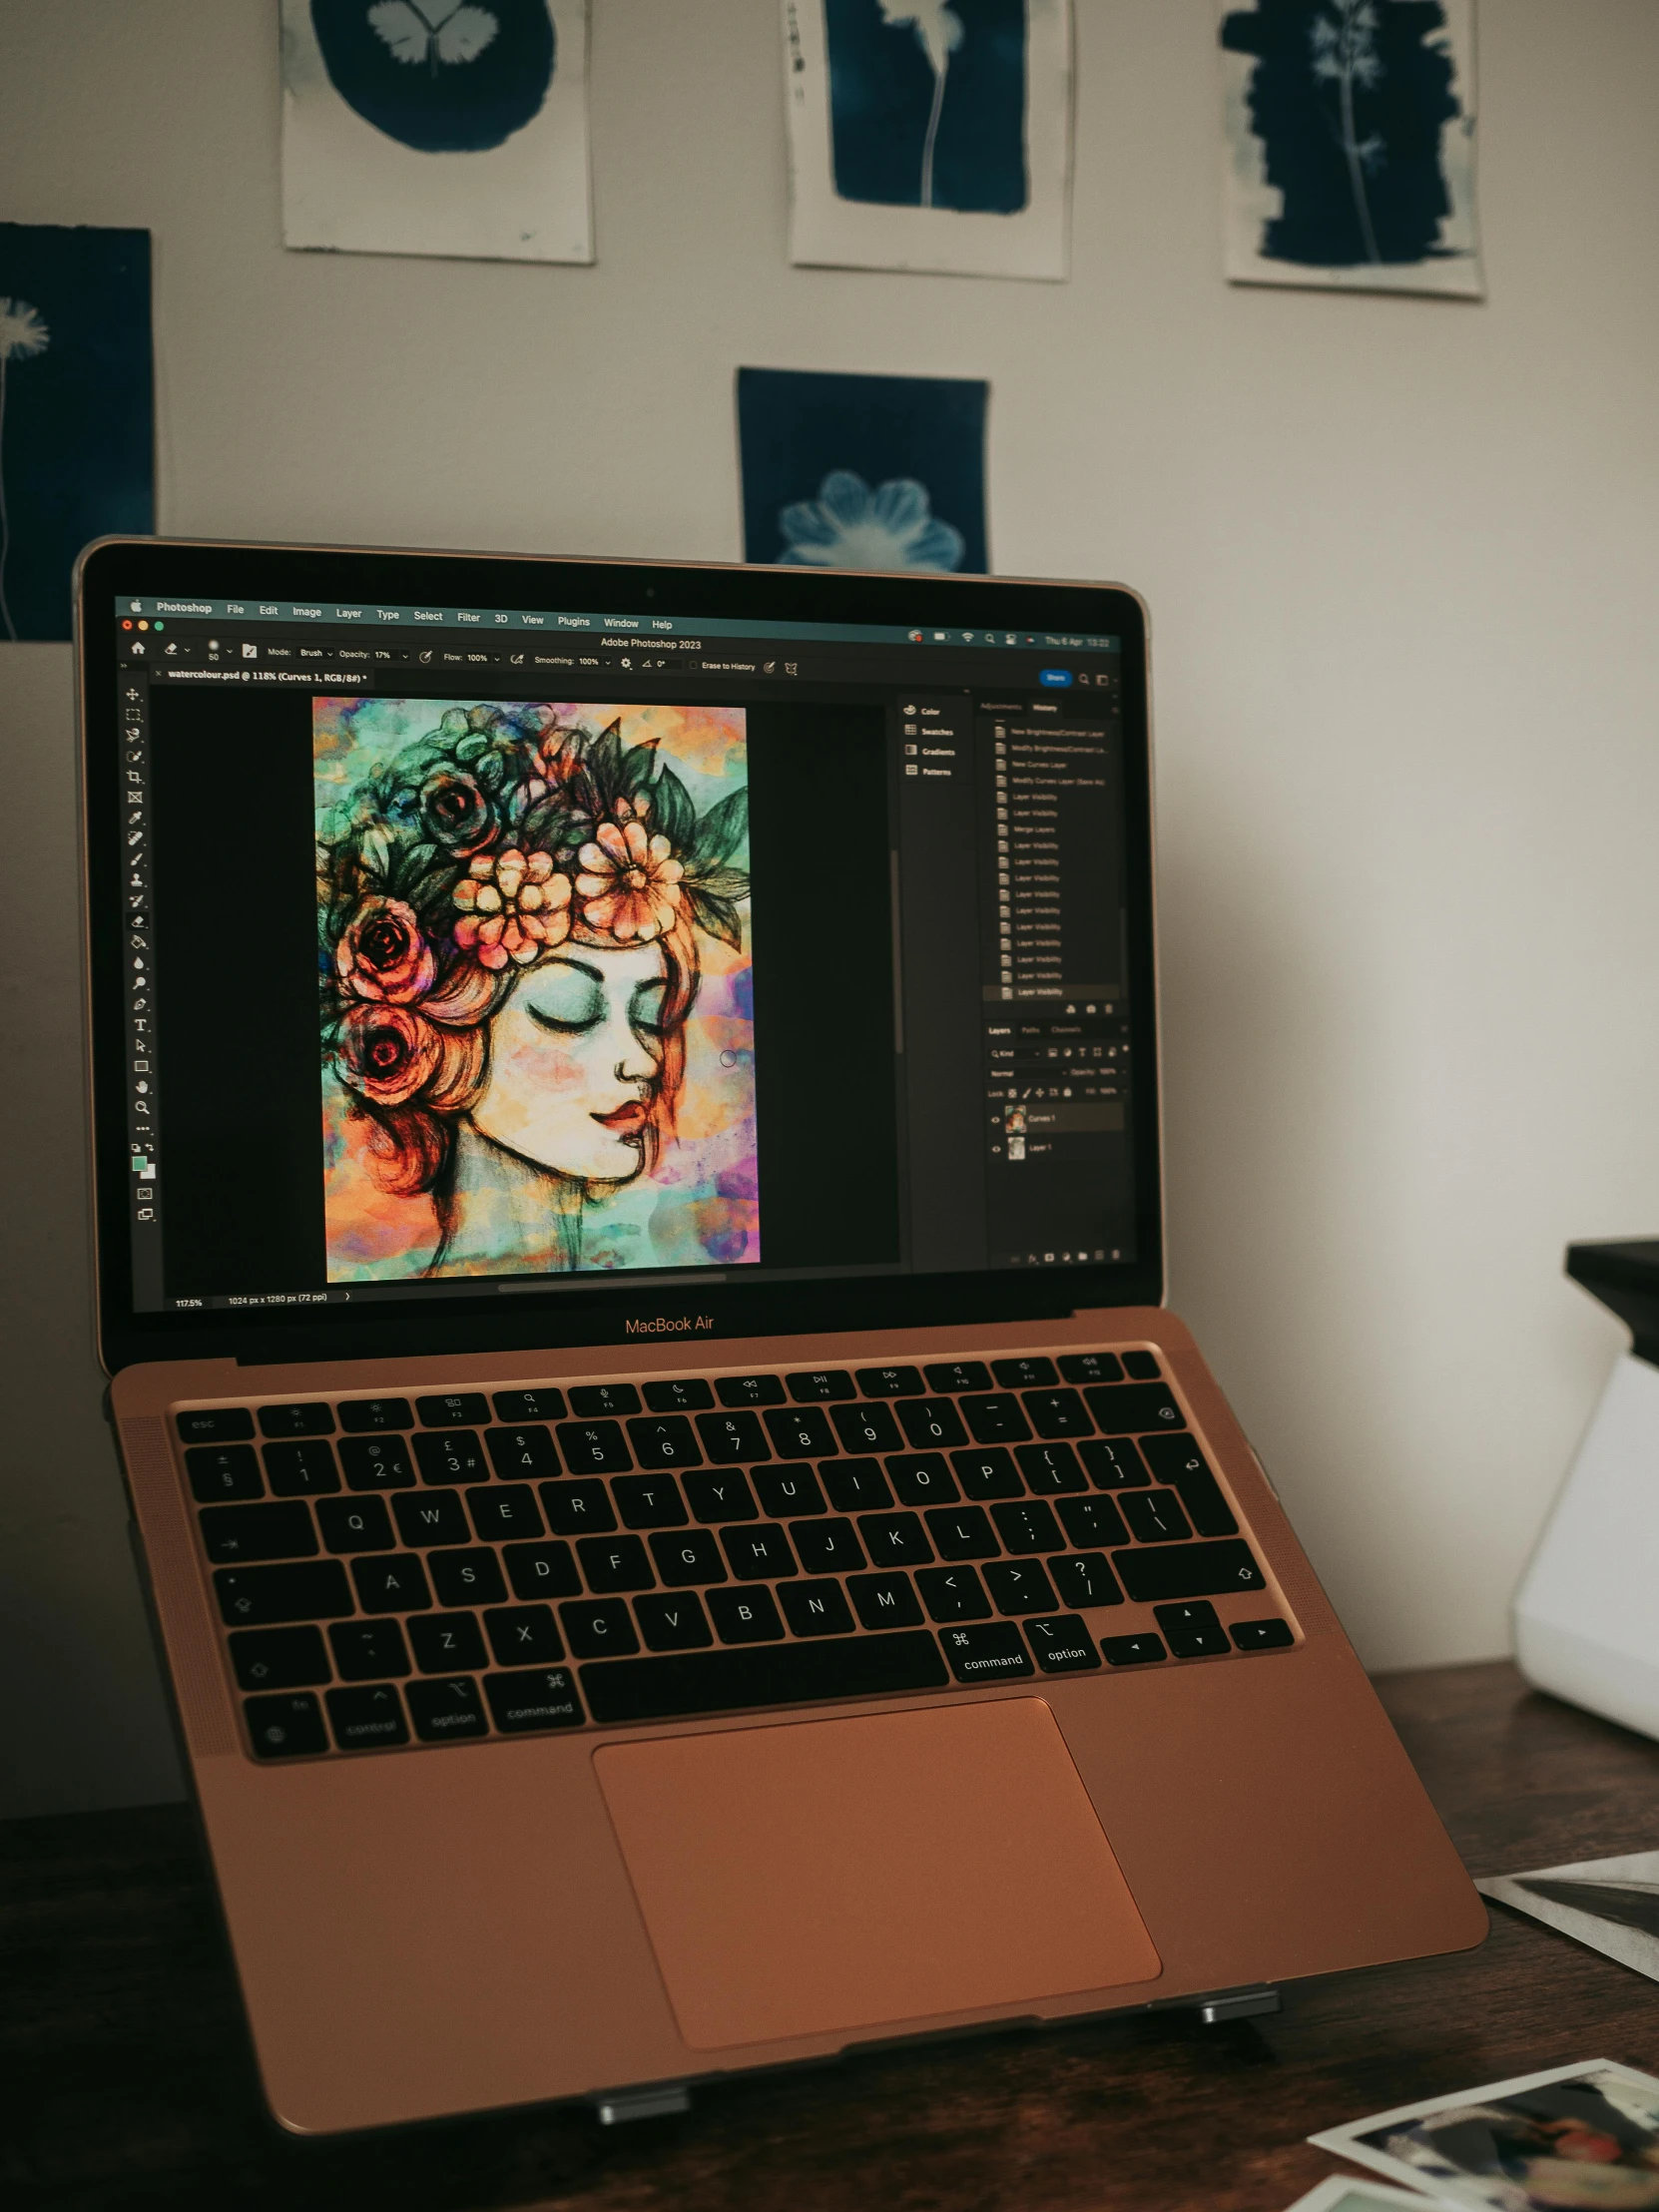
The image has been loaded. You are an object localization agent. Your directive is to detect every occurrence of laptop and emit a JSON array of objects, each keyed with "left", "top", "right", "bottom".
[{"left": 78, "top": 536, "right": 1483, "bottom": 2135}]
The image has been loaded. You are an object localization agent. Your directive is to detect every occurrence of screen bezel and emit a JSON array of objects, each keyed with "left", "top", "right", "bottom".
[{"left": 79, "top": 536, "right": 1163, "bottom": 1375}]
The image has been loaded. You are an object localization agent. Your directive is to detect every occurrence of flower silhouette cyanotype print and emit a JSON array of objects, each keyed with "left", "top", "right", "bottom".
[
  {"left": 309, "top": 0, "right": 554, "bottom": 152},
  {"left": 0, "top": 296, "right": 49, "bottom": 642},
  {"left": 826, "top": 0, "right": 1029, "bottom": 217},
  {"left": 367, "top": 0, "right": 498, "bottom": 71},
  {"left": 778, "top": 471, "right": 965, "bottom": 572}
]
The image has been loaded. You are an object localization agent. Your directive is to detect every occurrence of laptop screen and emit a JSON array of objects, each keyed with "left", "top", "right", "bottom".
[{"left": 81, "top": 544, "right": 1157, "bottom": 1367}]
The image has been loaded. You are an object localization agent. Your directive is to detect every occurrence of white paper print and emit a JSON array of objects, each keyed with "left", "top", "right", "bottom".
[{"left": 1478, "top": 1850, "right": 1659, "bottom": 1987}]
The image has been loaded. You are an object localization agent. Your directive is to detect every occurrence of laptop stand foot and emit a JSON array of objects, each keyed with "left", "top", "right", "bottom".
[
  {"left": 590, "top": 2083, "right": 693, "bottom": 2124},
  {"left": 1196, "top": 1986, "right": 1281, "bottom": 2025}
]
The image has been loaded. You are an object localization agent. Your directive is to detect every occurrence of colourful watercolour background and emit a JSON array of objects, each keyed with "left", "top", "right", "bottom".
[{"left": 315, "top": 698, "right": 757, "bottom": 1284}]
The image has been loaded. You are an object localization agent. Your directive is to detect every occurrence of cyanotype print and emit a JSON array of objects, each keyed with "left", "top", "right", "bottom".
[
  {"left": 738, "top": 367, "right": 987, "bottom": 573},
  {"left": 281, "top": 0, "right": 592, "bottom": 263},
  {"left": 1219, "top": 0, "right": 1482, "bottom": 297},
  {"left": 0, "top": 224, "right": 153, "bottom": 644},
  {"left": 784, "top": 0, "right": 1072, "bottom": 279}
]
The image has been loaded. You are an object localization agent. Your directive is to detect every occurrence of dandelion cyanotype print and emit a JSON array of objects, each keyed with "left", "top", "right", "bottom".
[
  {"left": 0, "top": 226, "right": 153, "bottom": 643},
  {"left": 738, "top": 368, "right": 987, "bottom": 573},
  {"left": 1218, "top": 0, "right": 1482, "bottom": 296}
]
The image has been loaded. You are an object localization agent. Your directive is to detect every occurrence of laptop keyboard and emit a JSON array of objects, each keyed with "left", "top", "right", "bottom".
[{"left": 169, "top": 1350, "right": 1296, "bottom": 1763}]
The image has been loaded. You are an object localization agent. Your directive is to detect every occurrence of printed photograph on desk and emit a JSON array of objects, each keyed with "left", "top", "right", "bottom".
[
  {"left": 314, "top": 698, "right": 756, "bottom": 1284},
  {"left": 782, "top": 0, "right": 1073, "bottom": 277},
  {"left": 1310, "top": 2060, "right": 1659, "bottom": 2211},
  {"left": 1218, "top": 0, "right": 1483, "bottom": 297},
  {"left": 738, "top": 365, "right": 988, "bottom": 573},
  {"left": 1283, "top": 2176, "right": 1447, "bottom": 2212},
  {"left": 1478, "top": 1850, "right": 1659, "bottom": 1987}
]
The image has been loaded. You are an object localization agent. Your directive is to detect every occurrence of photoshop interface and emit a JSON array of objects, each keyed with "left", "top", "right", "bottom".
[{"left": 112, "top": 592, "right": 1131, "bottom": 1313}]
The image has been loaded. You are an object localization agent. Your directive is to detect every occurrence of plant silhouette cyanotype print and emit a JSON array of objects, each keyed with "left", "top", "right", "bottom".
[
  {"left": 826, "top": 0, "right": 1029, "bottom": 216},
  {"left": 309, "top": 0, "right": 555, "bottom": 152},
  {"left": 0, "top": 297, "right": 49, "bottom": 643},
  {"left": 778, "top": 472, "right": 964, "bottom": 572},
  {"left": 1221, "top": 0, "right": 1462, "bottom": 269}
]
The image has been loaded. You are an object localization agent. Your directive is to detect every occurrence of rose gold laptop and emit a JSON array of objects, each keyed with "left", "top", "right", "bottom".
[{"left": 78, "top": 537, "right": 1483, "bottom": 2135}]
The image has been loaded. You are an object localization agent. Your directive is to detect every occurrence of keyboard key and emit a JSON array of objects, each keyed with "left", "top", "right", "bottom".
[
  {"left": 1102, "top": 1633, "right": 1165, "bottom": 1667},
  {"left": 915, "top": 1565, "right": 991, "bottom": 1623},
  {"left": 634, "top": 1592, "right": 714, "bottom": 1650},
  {"left": 200, "top": 1502, "right": 313, "bottom": 1569},
  {"left": 581, "top": 1629, "right": 948, "bottom": 1725},
  {"left": 338, "top": 1397, "right": 413, "bottom": 1433},
  {"left": 1024, "top": 1615, "right": 1102, "bottom": 1673},
  {"left": 338, "top": 1437, "right": 414, "bottom": 1491},
  {"left": 326, "top": 1683, "right": 408, "bottom": 1751},
  {"left": 485, "top": 1425, "right": 559, "bottom": 1480},
  {"left": 612, "top": 1473, "right": 688, "bottom": 1528},
  {"left": 952, "top": 1447, "right": 1024, "bottom": 1501},
  {"left": 983, "top": 1560, "right": 1058, "bottom": 1615},
  {"left": 416, "top": 1392, "right": 489, "bottom": 1428},
  {"left": 501, "top": 1540, "right": 581, "bottom": 1600},
  {"left": 895, "top": 1397, "right": 967, "bottom": 1450},
  {"left": 1120, "top": 1489, "right": 1193, "bottom": 1545},
  {"left": 264, "top": 1439, "right": 341, "bottom": 1497},
  {"left": 991, "top": 1357, "right": 1057, "bottom": 1390},
  {"left": 258, "top": 1401, "right": 333, "bottom": 1439},
  {"left": 924, "top": 1361, "right": 991, "bottom": 1394},
  {"left": 245, "top": 1691, "right": 327, "bottom": 1758},
  {"left": 1057, "top": 1495, "right": 1130, "bottom": 1550},
  {"left": 561, "top": 1599, "right": 640, "bottom": 1658},
  {"left": 1123, "top": 1351, "right": 1164, "bottom": 1381},
  {"left": 857, "top": 1511, "right": 933, "bottom": 1567},
  {"left": 778, "top": 1579, "right": 854, "bottom": 1638},
  {"left": 1115, "top": 1539, "right": 1266, "bottom": 1603},
  {"left": 483, "top": 1604, "right": 563, "bottom": 1665},
  {"left": 1233, "top": 1617, "right": 1294, "bottom": 1653},
  {"left": 556, "top": 1419, "right": 631, "bottom": 1475},
  {"left": 648, "top": 1528, "right": 728, "bottom": 1586},
  {"left": 846, "top": 1572, "right": 923, "bottom": 1630},
  {"left": 570, "top": 1383, "right": 641, "bottom": 1417},
  {"left": 1022, "top": 1388, "right": 1090, "bottom": 1439},
  {"left": 644, "top": 1378, "right": 714, "bottom": 1413},
  {"left": 1059, "top": 1352, "right": 1125, "bottom": 1386},
  {"left": 940, "top": 1621, "right": 1033, "bottom": 1683},
  {"left": 787, "top": 1369, "right": 855, "bottom": 1402},
  {"left": 428, "top": 1547, "right": 507, "bottom": 1607},
  {"left": 185, "top": 1444, "right": 263, "bottom": 1502},
  {"left": 764, "top": 1404, "right": 837, "bottom": 1459},
  {"left": 469, "top": 1485, "right": 544, "bottom": 1543},
  {"left": 315, "top": 1497, "right": 396, "bottom": 1553},
  {"left": 392, "top": 1489, "right": 472, "bottom": 1548},
  {"left": 1079, "top": 1437, "right": 1150, "bottom": 1490},
  {"left": 1139, "top": 1436, "right": 1238, "bottom": 1538},
  {"left": 484, "top": 1666, "right": 584, "bottom": 1733},
  {"left": 539, "top": 1478, "right": 616, "bottom": 1534},
  {"left": 822, "top": 1459, "right": 891, "bottom": 1512},
  {"left": 888, "top": 1453, "right": 959, "bottom": 1506},
  {"left": 715, "top": 1373, "right": 786, "bottom": 1407},
  {"left": 720, "top": 1522, "right": 797, "bottom": 1582},
  {"left": 412, "top": 1430, "right": 489, "bottom": 1485},
  {"left": 853, "top": 1365, "right": 923, "bottom": 1398},
  {"left": 695, "top": 1409, "right": 770, "bottom": 1464},
  {"left": 493, "top": 1387, "right": 566, "bottom": 1423},
  {"left": 684, "top": 1469, "right": 758, "bottom": 1523},
  {"left": 791, "top": 1517, "right": 865, "bottom": 1575},
  {"left": 1154, "top": 1601, "right": 1231, "bottom": 1659},
  {"left": 1016, "top": 1442, "right": 1087, "bottom": 1495},
  {"left": 351, "top": 1554, "right": 432, "bottom": 1614},
  {"left": 923, "top": 1505, "right": 1000, "bottom": 1560},
  {"left": 329, "top": 1619, "right": 411, "bottom": 1680},
  {"left": 404, "top": 1676, "right": 488, "bottom": 1742},
  {"left": 707, "top": 1587, "right": 787, "bottom": 1643},
  {"left": 960, "top": 1393, "right": 1030, "bottom": 1445},
  {"left": 177, "top": 1406, "right": 253, "bottom": 1445},
  {"left": 626, "top": 1416, "right": 701, "bottom": 1471},
  {"left": 1084, "top": 1382, "right": 1186, "bottom": 1434},
  {"left": 576, "top": 1534, "right": 656, "bottom": 1592},
  {"left": 1049, "top": 1553, "right": 1124, "bottom": 1609},
  {"left": 229, "top": 1624, "right": 329, "bottom": 1691},
  {"left": 989, "top": 1500, "right": 1066, "bottom": 1555},
  {"left": 215, "top": 1560, "right": 352, "bottom": 1627},
  {"left": 830, "top": 1400, "right": 902, "bottom": 1455},
  {"left": 750, "top": 1465, "right": 823, "bottom": 1520}
]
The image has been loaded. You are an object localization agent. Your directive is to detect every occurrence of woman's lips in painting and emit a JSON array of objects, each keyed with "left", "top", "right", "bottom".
[{"left": 593, "top": 1100, "right": 649, "bottom": 1138}]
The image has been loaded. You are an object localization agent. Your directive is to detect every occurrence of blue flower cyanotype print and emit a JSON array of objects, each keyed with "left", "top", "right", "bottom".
[
  {"left": 826, "top": 0, "right": 1029, "bottom": 216},
  {"left": 1221, "top": 0, "right": 1463, "bottom": 270},
  {"left": 310, "top": 0, "right": 555, "bottom": 153},
  {"left": 779, "top": 473, "right": 964, "bottom": 572}
]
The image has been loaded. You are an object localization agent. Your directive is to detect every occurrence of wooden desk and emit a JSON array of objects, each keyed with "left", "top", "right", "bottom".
[{"left": 10, "top": 1662, "right": 1659, "bottom": 2212}]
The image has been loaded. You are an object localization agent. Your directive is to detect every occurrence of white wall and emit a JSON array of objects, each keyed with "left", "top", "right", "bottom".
[{"left": 4, "top": 0, "right": 1656, "bottom": 1817}]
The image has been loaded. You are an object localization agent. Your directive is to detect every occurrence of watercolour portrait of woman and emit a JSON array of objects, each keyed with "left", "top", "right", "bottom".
[{"left": 315, "top": 698, "right": 756, "bottom": 1283}]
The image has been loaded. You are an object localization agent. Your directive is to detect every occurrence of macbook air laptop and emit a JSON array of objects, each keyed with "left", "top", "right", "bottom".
[{"left": 77, "top": 536, "right": 1483, "bottom": 2135}]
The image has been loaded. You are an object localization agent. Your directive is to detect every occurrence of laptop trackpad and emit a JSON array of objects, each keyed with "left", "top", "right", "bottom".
[{"left": 593, "top": 1699, "right": 1162, "bottom": 2050}]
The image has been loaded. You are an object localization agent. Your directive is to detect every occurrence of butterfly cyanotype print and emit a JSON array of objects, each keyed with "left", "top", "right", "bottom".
[
  {"left": 367, "top": 2, "right": 499, "bottom": 72},
  {"left": 309, "top": 0, "right": 555, "bottom": 152}
]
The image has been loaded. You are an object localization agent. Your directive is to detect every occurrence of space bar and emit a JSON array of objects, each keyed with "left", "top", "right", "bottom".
[{"left": 580, "top": 1632, "right": 949, "bottom": 1725}]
